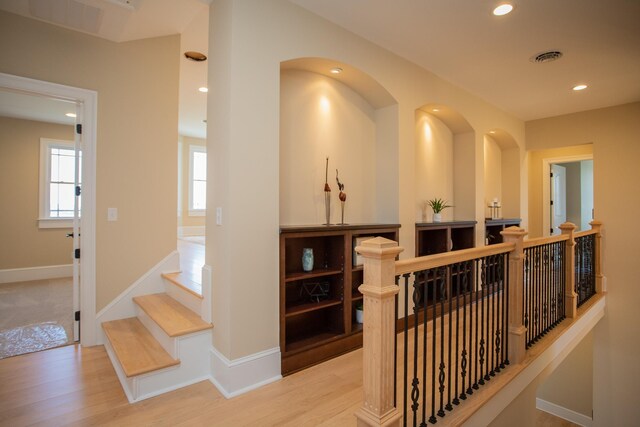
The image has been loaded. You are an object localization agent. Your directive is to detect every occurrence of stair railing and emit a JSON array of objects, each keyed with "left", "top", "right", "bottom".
[{"left": 354, "top": 221, "right": 603, "bottom": 427}]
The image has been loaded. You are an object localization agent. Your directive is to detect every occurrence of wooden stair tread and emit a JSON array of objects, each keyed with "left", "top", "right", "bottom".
[
  {"left": 162, "top": 272, "right": 203, "bottom": 299},
  {"left": 102, "top": 318, "right": 179, "bottom": 377},
  {"left": 133, "top": 293, "right": 212, "bottom": 337}
]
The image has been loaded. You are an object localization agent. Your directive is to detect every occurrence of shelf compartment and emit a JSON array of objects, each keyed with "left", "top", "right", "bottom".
[
  {"left": 285, "top": 299, "right": 343, "bottom": 317},
  {"left": 285, "top": 268, "right": 342, "bottom": 282}
]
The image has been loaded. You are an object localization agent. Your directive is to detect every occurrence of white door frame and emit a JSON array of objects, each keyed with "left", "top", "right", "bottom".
[
  {"left": 542, "top": 154, "right": 593, "bottom": 237},
  {"left": 0, "top": 72, "right": 98, "bottom": 346}
]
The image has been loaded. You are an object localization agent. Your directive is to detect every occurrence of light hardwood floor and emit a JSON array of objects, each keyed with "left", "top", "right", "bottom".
[{"left": 0, "top": 343, "right": 579, "bottom": 426}]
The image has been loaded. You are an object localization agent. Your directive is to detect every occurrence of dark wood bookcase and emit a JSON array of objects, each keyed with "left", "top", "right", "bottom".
[
  {"left": 279, "top": 223, "right": 400, "bottom": 375},
  {"left": 412, "top": 221, "right": 477, "bottom": 309},
  {"left": 485, "top": 218, "right": 521, "bottom": 245}
]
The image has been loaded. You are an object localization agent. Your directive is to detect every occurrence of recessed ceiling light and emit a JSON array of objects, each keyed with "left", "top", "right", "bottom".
[
  {"left": 432, "top": 108, "right": 440, "bottom": 112},
  {"left": 489, "top": 130, "right": 496, "bottom": 134},
  {"left": 493, "top": 4, "right": 513, "bottom": 16},
  {"left": 573, "top": 84, "right": 588, "bottom": 91},
  {"left": 330, "top": 67, "right": 343, "bottom": 74},
  {"left": 198, "top": 87, "right": 208, "bottom": 93},
  {"left": 184, "top": 51, "right": 207, "bottom": 62},
  {"left": 65, "top": 112, "right": 76, "bottom": 118}
]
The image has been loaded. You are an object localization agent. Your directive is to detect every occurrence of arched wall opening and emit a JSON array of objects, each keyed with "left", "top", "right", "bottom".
[
  {"left": 484, "top": 128, "right": 520, "bottom": 220},
  {"left": 279, "top": 58, "right": 399, "bottom": 225},
  {"left": 415, "top": 104, "right": 476, "bottom": 223}
]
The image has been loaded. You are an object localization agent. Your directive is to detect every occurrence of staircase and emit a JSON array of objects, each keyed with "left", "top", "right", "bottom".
[{"left": 101, "top": 271, "right": 212, "bottom": 403}]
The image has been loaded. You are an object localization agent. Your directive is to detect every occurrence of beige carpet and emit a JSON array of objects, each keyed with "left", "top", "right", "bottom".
[{"left": 0, "top": 277, "right": 74, "bottom": 358}]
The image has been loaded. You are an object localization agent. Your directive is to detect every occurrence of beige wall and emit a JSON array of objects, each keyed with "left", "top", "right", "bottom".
[
  {"left": 178, "top": 135, "right": 206, "bottom": 228},
  {"left": 207, "top": 0, "right": 525, "bottom": 360},
  {"left": 526, "top": 102, "right": 640, "bottom": 425},
  {"left": 415, "top": 111, "right": 454, "bottom": 222},
  {"left": 538, "top": 331, "right": 593, "bottom": 417},
  {"left": 0, "top": 11, "right": 180, "bottom": 310},
  {"left": 0, "top": 116, "right": 74, "bottom": 269},
  {"left": 526, "top": 144, "right": 593, "bottom": 237},
  {"left": 279, "top": 69, "right": 378, "bottom": 225}
]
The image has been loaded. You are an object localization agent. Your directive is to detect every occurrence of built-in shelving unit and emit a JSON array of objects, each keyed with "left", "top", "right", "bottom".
[
  {"left": 412, "top": 221, "right": 477, "bottom": 309},
  {"left": 279, "top": 223, "right": 400, "bottom": 375},
  {"left": 485, "top": 218, "right": 521, "bottom": 245}
]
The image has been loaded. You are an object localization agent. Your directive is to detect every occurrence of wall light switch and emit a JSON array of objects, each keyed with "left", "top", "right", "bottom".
[
  {"left": 107, "top": 207, "right": 118, "bottom": 221},
  {"left": 216, "top": 207, "right": 222, "bottom": 225}
]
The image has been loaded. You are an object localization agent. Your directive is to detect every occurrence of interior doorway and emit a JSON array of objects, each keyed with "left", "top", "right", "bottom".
[
  {"left": 0, "top": 72, "right": 97, "bottom": 348},
  {"left": 544, "top": 156, "right": 594, "bottom": 236}
]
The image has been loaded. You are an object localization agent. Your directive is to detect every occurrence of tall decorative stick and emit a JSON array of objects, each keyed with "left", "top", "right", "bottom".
[
  {"left": 324, "top": 157, "right": 331, "bottom": 225},
  {"left": 336, "top": 169, "right": 347, "bottom": 225}
]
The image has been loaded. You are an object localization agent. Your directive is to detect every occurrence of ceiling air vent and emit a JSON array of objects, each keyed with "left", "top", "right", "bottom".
[{"left": 530, "top": 50, "right": 563, "bottom": 63}]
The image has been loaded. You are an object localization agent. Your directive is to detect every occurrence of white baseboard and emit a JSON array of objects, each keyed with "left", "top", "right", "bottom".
[
  {"left": 95, "top": 251, "right": 180, "bottom": 343},
  {"left": 178, "top": 226, "right": 205, "bottom": 237},
  {"left": 536, "top": 398, "right": 593, "bottom": 427},
  {"left": 209, "top": 346, "right": 282, "bottom": 398},
  {"left": 0, "top": 264, "right": 73, "bottom": 284}
]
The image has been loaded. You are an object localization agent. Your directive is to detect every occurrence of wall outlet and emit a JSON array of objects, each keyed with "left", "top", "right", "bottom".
[
  {"left": 216, "top": 207, "right": 222, "bottom": 225},
  {"left": 107, "top": 207, "right": 118, "bottom": 221}
]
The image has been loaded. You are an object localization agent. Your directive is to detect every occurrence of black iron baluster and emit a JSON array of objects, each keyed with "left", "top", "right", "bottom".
[
  {"left": 462, "top": 260, "right": 471, "bottom": 398},
  {"left": 429, "top": 268, "right": 437, "bottom": 424},
  {"left": 395, "top": 275, "right": 399, "bottom": 410},
  {"left": 446, "top": 264, "right": 455, "bottom": 411},
  {"left": 473, "top": 258, "right": 479, "bottom": 391},
  {"left": 403, "top": 272, "right": 411, "bottom": 427},
  {"left": 421, "top": 270, "right": 428, "bottom": 426},
  {"left": 411, "top": 272, "right": 422, "bottom": 426},
  {"left": 494, "top": 255, "right": 502, "bottom": 374},
  {"left": 478, "top": 259, "right": 485, "bottom": 386},
  {"left": 505, "top": 253, "right": 510, "bottom": 366},
  {"left": 453, "top": 262, "right": 461, "bottom": 406},
  {"left": 437, "top": 267, "right": 446, "bottom": 418}
]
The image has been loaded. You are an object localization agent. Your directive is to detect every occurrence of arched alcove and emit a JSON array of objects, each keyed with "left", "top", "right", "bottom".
[
  {"left": 279, "top": 58, "right": 398, "bottom": 225},
  {"left": 484, "top": 128, "right": 520, "bottom": 219},
  {"left": 415, "top": 104, "right": 476, "bottom": 223}
]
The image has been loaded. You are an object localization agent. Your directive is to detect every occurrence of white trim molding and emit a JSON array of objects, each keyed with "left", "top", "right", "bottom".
[
  {"left": 178, "top": 225, "right": 205, "bottom": 237},
  {"left": 0, "top": 264, "right": 73, "bottom": 284},
  {"left": 536, "top": 398, "right": 593, "bottom": 427},
  {"left": 209, "top": 346, "right": 282, "bottom": 398}
]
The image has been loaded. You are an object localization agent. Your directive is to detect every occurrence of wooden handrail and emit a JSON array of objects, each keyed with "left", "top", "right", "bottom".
[
  {"left": 575, "top": 229, "right": 598, "bottom": 238},
  {"left": 523, "top": 234, "right": 568, "bottom": 248},
  {"left": 395, "top": 242, "right": 514, "bottom": 275}
]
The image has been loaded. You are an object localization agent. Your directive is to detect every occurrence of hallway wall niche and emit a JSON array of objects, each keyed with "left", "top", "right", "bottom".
[{"left": 279, "top": 58, "right": 398, "bottom": 226}]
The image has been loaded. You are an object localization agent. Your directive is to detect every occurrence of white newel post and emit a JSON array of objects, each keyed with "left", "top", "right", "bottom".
[
  {"left": 501, "top": 226, "right": 527, "bottom": 365},
  {"left": 559, "top": 222, "right": 578, "bottom": 318},
  {"left": 589, "top": 220, "right": 604, "bottom": 294},
  {"left": 354, "top": 237, "right": 404, "bottom": 427}
]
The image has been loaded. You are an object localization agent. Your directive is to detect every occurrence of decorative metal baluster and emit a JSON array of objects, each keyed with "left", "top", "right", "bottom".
[
  {"left": 478, "top": 259, "right": 486, "bottom": 386},
  {"left": 395, "top": 275, "right": 399, "bottom": 410},
  {"left": 489, "top": 254, "right": 496, "bottom": 377},
  {"left": 494, "top": 255, "right": 502, "bottom": 374},
  {"left": 504, "top": 253, "right": 510, "bottom": 366},
  {"left": 402, "top": 273, "right": 412, "bottom": 426},
  {"left": 437, "top": 267, "right": 446, "bottom": 418},
  {"left": 429, "top": 268, "right": 437, "bottom": 424},
  {"left": 523, "top": 249, "right": 529, "bottom": 348},
  {"left": 446, "top": 264, "right": 454, "bottom": 412},
  {"left": 411, "top": 272, "right": 422, "bottom": 426},
  {"left": 453, "top": 262, "right": 461, "bottom": 406},
  {"left": 465, "top": 260, "right": 473, "bottom": 397},
  {"left": 460, "top": 261, "right": 472, "bottom": 400},
  {"left": 421, "top": 270, "right": 428, "bottom": 427},
  {"left": 473, "top": 258, "right": 479, "bottom": 391}
]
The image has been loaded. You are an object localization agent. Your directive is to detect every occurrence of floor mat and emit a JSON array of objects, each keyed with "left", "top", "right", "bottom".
[{"left": 0, "top": 322, "right": 68, "bottom": 359}]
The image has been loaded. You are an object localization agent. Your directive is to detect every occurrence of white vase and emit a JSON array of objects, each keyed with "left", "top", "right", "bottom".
[
  {"left": 356, "top": 308, "right": 364, "bottom": 324},
  {"left": 433, "top": 213, "right": 442, "bottom": 223}
]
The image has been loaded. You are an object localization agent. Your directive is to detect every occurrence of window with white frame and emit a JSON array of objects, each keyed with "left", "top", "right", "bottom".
[
  {"left": 39, "top": 138, "right": 81, "bottom": 228},
  {"left": 189, "top": 145, "right": 207, "bottom": 215}
]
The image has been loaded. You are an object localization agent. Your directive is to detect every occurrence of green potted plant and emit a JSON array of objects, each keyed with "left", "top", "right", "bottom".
[{"left": 426, "top": 198, "right": 452, "bottom": 222}]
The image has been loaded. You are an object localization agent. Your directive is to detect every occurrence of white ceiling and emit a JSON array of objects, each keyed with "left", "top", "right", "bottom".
[
  {"left": 291, "top": 0, "right": 640, "bottom": 121},
  {"left": 1, "top": 0, "right": 638, "bottom": 130}
]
